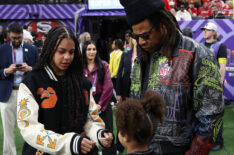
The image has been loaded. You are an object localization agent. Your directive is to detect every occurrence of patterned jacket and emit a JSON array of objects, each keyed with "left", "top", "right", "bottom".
[
  {"left": 130, "top": 33, "right": 224, "bottom": 153},
  {"left": 17, "top": 66, "right": 105, "bottom": 155}
]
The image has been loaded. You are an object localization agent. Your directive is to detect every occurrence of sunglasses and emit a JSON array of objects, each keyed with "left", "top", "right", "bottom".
[
  {"left": 11, "top": 37, "right": 22, "bottom": 41},
  {"left": 131, "top": 27, "right": 153, "bottom": 41}
]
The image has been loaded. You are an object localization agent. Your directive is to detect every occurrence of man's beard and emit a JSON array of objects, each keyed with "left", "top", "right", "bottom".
[{"left": 12, "top": 41, "right": 21, "bottom": 48}]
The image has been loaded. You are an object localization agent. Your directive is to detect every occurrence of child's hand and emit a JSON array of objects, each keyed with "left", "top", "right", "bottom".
[
  {"left": 81, "top": 138, "right": 96, "bottom": 154},
  {"left": 100, "top": 132, "right": 114, "bottom": 148}
]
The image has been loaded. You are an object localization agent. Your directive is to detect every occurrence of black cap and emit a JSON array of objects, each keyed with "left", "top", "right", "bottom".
[
  {"left": 182, "top": 27, "right": 195, "bottom": 34},
  {"left": 120, "top": 0, "right": 165, "bottom": 25}
]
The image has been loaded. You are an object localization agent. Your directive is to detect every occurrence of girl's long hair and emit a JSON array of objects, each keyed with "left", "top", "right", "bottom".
[{"left": 34, "top": 25, "right": 88, "bottom": 133}]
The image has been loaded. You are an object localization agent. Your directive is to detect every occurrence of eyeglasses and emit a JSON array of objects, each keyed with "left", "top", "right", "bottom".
[
  {"left": 11, "top": 37, "right": 22, "bottom": 41},
  {"left": 131, "top": 27, "right": 153, "bottom": 41}
]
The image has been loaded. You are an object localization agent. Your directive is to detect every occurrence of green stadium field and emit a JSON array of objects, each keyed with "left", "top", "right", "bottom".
[{"left": 0, "top": 107, "right": 233, "bottom": 155}]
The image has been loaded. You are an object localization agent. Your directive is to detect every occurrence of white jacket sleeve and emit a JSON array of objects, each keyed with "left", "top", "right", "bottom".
[
  {"left": 17, "top": 83, "right": 75, "bottom": 155},
  {"left": 83, "top": 88, "right": 106, "bottom": 149}
]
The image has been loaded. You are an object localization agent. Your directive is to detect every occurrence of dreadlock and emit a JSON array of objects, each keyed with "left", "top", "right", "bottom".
[
  {"left": 140, "top": 9, "right": 181, "bottom": 61},
  {"left": 34, "top": 26, "right": 88, "bottom": 133}
]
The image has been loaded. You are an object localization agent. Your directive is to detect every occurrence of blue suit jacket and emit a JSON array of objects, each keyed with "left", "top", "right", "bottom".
[{"left": 0, "top": 42, "right": 39, "bottom": 102}]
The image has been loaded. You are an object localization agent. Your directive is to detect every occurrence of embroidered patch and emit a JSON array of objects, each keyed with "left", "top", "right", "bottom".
[
  {"left": 37, "top": 87, "right": 58, "bottom": 109},
  {"left": 36, "top": 129, "right": 61, "bottom": 149},
  {"left": 159, "top": 60, "right": 170, "bottom": 78},
  {"left": 17, "top": 99, "right": 31, "bottom": 127}
]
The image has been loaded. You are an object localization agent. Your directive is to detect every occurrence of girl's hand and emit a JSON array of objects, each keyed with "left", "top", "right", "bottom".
[
  {"left": 96, "top": 104, "right": 101, "bottom": 110},
  {"left": 80, "top": 138, "right": 96, "bottom": 154},
  {"left": 100, "top": 132, "right": 114, "bottom": 148}
]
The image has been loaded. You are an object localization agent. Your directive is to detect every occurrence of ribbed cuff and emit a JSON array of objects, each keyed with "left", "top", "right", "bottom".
[
  {"left": 70, "top": 134, "right": 83, "bottom": 155},
  {"left": 97, "top": 129, "right": 114, "bottom": 149}
]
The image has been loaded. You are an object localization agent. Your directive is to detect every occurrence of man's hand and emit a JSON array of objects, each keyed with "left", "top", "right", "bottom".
[
  {"left": 5, "top": 64, "right": 17, "bottom": 75},
  {"left": 80, "top": 138, "right": 96, "bottom": 154},
  {"left": 100, "top": 132, "right": 114, "bottom": 148},
  {"left": 16, "top": 63, "right": 31, "bottom": 72}
]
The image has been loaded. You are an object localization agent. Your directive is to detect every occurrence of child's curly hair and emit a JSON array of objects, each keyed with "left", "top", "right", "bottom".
[{"left": 116, "top": 90, "right": 165, "bottom": 145}]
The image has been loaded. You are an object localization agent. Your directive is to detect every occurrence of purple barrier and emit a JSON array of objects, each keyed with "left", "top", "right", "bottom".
[{"left": 179, "top": 19, "right": 234, "bottom": 100}]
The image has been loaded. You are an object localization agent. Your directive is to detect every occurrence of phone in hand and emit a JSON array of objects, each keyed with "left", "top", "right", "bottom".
[{"left": 16, "top": 64, "right": 22, "bottom": 67}]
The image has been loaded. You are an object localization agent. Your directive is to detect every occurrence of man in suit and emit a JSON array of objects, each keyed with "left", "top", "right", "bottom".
[{"left": 0, "top": 23, "right": 39, "bottom": 155}]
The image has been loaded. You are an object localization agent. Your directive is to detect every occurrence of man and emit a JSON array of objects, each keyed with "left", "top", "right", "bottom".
[
  {"left": 120, "top": 0, "right": 224, "bottom": 154},
  {"left": 175, "top": 3, "right": 192, "bottom": 21},
  {"left": 198, "top": 0, "right": 212, "bottom": 18},
  {"left": 202, "top": 22, "right": 227, "bottom": 151},
  {"left": 0, "top": 23, "right": 39, "bottom": 155},
  {"left": 182, "top": 27, "right": 195, "bottom": 38},
  {"left": 187, "top": 0, "right": 198, "bottom": 17}
]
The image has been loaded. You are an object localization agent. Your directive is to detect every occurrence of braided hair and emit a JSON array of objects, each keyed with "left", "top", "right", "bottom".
[{"left": 34, "top": 26, "right": 88, "bottom": 133}]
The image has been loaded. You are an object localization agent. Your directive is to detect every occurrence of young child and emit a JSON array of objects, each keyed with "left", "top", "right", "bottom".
[{"left": 116, "top": 90, "right": 165, "bottom": 155}]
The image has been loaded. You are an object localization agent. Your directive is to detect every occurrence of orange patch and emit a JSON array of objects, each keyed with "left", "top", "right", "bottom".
[
  {"left": 90, "top": 101, "right": 94, "bottom": 107},
  {"left": 92, "top": 109, "right": 98, "bottom": 115},
  {"left": 96, "top": 118, "right": 103, "bottom": 123},
  {"left": 19, "top": 99, "right": 27, "bottom": 106},
  {"left": 37, "top": 135, "right": 45, "bottom": 145},
  {"left": 37, "top": 87, "right": 58, "bottom": 109},
  {"left": 47, "top": 137, "right": 56, "bottom": 149}
]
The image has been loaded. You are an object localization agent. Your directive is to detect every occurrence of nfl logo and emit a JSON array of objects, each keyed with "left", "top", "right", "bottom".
[{"left": 160, "top": 61, "right": 170, "bottom": 77}]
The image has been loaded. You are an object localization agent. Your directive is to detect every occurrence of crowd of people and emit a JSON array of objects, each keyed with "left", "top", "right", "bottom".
[
  {"left": 0, "top": 0, "right": 230, "bottom": 154},
  {"left": 168, "top": 0, "right": 233, "bottom": 20}
]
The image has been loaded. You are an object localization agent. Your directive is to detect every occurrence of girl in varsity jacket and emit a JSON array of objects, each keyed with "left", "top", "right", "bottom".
[{"left": 17, "top": 26, "right": 113, "bottom": 155}]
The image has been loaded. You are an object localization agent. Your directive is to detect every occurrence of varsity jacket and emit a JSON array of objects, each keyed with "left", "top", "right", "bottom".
[
  {"left": 17, "top": 66, "right": 106, "bottom": 155},
  {"left": 130, "top": 33, "right": 224, "bottom": 154}
]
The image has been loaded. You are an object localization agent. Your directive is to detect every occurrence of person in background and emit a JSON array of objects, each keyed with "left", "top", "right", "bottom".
[
  {"left": 182, "top": 27, "right": 195, "bottom": 38},
  {"left": 116, "top": 90, "right": 165, "bottom": 155},
  {"left": 79, "top": 32, "right": 91, "bottom": 52},
  {"left": 169, "top": 1, "right": 178, "bottom": 16},
  {"left": 201, "top": 22, "right": 227, "bottom": 151},
  {"left": 223, "top": 0, "right": 233, "bottom": 16},
  {"left": 202, "top": 22, "right": 227, "bottom": 83},
  {"left": 82, "top": 40, "right": 116, "bottom": 155},
  {"left": 17, "top": 26, "right": 113, "bottom": 154},
  {"left": 198, "top": 0, "right": 212, "bottom": 18},
  {"left": 116, "top": 37, "right": 137, "bottom": 103},
  {"left": 31, "top": 31, "right": 42, "bottom": 49},
  {"left": 0, "top": 23, "right": 39, "bottom": 155},
  {"left": 23, "top": 29, "right": 33, "bottom": 44},
  {"left": 109, "top": 39, "right": 124, "bottom": 89},
  {"left": 0, "top": 25, "right": 7, "bottom": 45},
  {"left": 124, "top": 30, "right": 131, "bottom": 52},
  {"left": 187, "top": 0, "right": 198, "bottom": 17},
  {"left": 120, "top": 0, "right": 224, "bottom": 154},
  {"left": 175, "top": 3, "right": 192, "bottom": 21}
]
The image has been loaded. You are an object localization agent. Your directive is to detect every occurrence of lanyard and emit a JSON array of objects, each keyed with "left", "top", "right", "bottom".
[
  {"left": 93, "top": 72, "right": 98, "bottom": 86},
  {"left": 92, "top": 72, "right": 98, "bottom": 93},
  {"left": 13, "top": 48, "right": 16, "bottom": 63}
]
